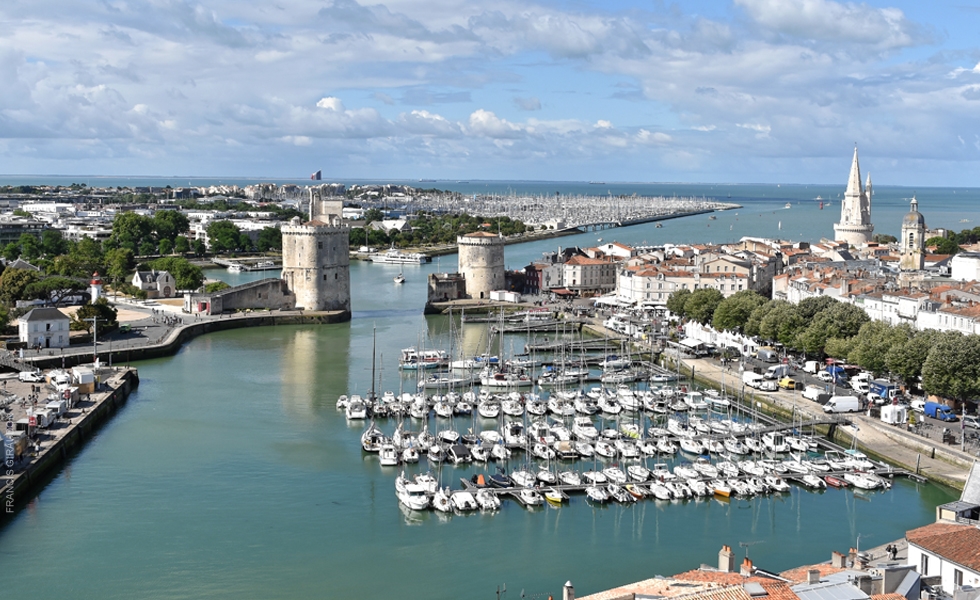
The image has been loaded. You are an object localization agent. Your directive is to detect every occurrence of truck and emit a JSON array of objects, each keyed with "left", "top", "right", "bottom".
[
  {"left": 742, "top": 371, "right": 764, "bottom": 388},
  {"left": 826, "top": 365, "right": 848, "bottom": 386},
  {"left": 803, "top": 360, "right": 821, "bottom": 374},
  {"left": 868, "top": 379, "right": 898, "bottom": 400},
  {"left": 756, "top": 348, "right": 778, "bottom": 363},
  {"left": 765, "top": 364, "right": 791, "bottom": 380},
  {"left": 823, "top": 395, "right": 862, "bottom": 413},
  {"left": 802, "top": 385, "right": 828, "bottom": 402},
  {"left": 924, "top": 401, "right": 958, "bottom": 422}
]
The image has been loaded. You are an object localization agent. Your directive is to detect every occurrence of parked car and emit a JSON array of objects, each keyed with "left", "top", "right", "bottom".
[
  {"left": 18, "top": 370, "right": 45, "bottom": 383},
  {"left": 816, "top": 371, "right": 833, "bottom": 382},
  {"left": 778, "top": 377, "right": 797, "bottom": 390},
  {"left": 963, "top": 415, "right": 980, "bottom": 430}
]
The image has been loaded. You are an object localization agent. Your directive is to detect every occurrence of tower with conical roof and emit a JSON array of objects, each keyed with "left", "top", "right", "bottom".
[
  {"left": 833, "top": 146, "right": 874, "bottom": 247},
  {"left": 900, "top": 196, "right": 926, "bottom": 271}
]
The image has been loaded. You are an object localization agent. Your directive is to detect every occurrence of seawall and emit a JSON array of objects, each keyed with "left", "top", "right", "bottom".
[{"left": 2, "top": 368, "right": 140, "bottom": 520}]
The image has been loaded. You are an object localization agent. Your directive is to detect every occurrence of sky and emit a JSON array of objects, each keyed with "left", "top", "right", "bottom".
[{"left": 2, "top": 0, "right": 980, "bottom": 185}]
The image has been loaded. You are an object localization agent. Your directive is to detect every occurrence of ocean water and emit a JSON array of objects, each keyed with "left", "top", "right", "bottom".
[{"left": 0, "top": 178, "right": 974, "bottom": 599}]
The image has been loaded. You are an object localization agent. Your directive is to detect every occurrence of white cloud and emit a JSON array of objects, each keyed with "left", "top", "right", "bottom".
[
  {"left": 316, "top": 97, "right": 345, "bottom": 111},
  {"left": 467, "top": 109, "right": 523, "bottom": 138}
]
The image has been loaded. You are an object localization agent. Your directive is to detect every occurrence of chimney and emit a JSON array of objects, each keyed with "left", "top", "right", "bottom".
[
  {"left": 832, "top": 551, "right": 847, "bottom": 569},
  {"left": 741, "top": 557, "right": 754, "bottom": 577},
  {"left": 808, "top": 570, "right": 820, "bottom": 585},
  {"left": 848, "top": 548, "right": 858, "bottom": 568},
  {"left": 720, "top": 545, "right": 735, "bottom": 573},
  {"left": 563, "top": 581, "right": 575, "bottom": 600}
]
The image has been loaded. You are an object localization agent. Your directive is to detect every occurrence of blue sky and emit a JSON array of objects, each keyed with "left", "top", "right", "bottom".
[{"left": 1, "top": 0, "right": 979, "bottom": 185}]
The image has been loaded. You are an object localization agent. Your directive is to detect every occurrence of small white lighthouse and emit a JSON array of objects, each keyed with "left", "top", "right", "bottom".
[{"left": 90, "top": 272, "right": 103, "bottom": 303}]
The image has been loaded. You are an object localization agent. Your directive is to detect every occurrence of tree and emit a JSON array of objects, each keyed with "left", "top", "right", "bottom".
[
  {"left": 873, "top": 234, "right": 897, "bottom": 244},
  {"left": 794, "top": 302, "right": 869, "bottom": 356},
  {"left": 18, "top": 233, "right": 40, "bottom": 261},
  {"left": 174, "top": 235, "right": 190, "bottom": 254},
  {"left": 684, "top": 288, "right": 724, "bottom": 325},
  {"left": 105, "top": 248, "right": 135, "bottom": 290},
  {"left": 712, "top": 290, "right": 766, "bottom": 332},
  {"left": 24, "top": 276, "right": 86, "bottom": 305},
  {"left": 148, "top": 257, "right": 204, "bottom": 290},
  {"left": 666, "top": 289, "right": 691, "bottom": 318},
  {"left": 153, "top": 210, "right": 190, "bottom": 242},
  {"left": 237, "top": 232, "right": 253, "bottom": 252},
  {"left": 41, "top": 229, "right": 69, "bottom": 257},
  {"left": 158, "top": 238, "right": 173, "bottom": 255},
  {"left": 758, "top": 301, "right": 804, "bottom": 346},
  {"left": 2, "top": 242, "right": 19, "bottom": 262},
  {"left": 257, "top": 227, "right": 282, "bottom": 252},
  {"left": 848, "top": 321, "right": 912, "bottom": 375},
  {"left": 111, "top": 212, "right": 155, "bottom": 252},
  {"left": 71, "top": 297, "right": 118, "bottom": 333},
  {"left": 192, "top": 239, "right": 206, "bottom": 256},
  {"left": 926, "top": 236, "right": 959, "bottom": 255},
  {"left": 139, "top": 240, "right": 157, "bottom": 256},
  {"left": 68, "top": 236, "right": 106, "bottom": 278},
  {"left": 206, "top": 220, "right": 242, "bottom": 253},
  {"left": 922, "top": 332, "right": 980, "bottom": 402},
  {"left": 204, "top": 281, "right": 231, "bottom": 294},
  {"left": 0, "top": 268, "right": 41, "bottom": 304},
  {"left": 363, "top": 208, "right": 384, "bottom": 224},
  {"left": 886, "top": 329, "right": 942, "bottom": 388},
  {"left": 796, "top": 296, "right": 838, "bottom": 320},
  {"left": 745, "top": 300, "right": 778, "bottom": 337}
]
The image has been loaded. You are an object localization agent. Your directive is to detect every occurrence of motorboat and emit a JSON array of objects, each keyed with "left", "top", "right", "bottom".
[
  {"left": 602, "top": 466, "right": 628, "bottom": 484},
  {"left": 597, "top": 395, "right": 622, "bottom": 415},
  {"left": 638, "top": 440, "right": 658, "bottom": 456},
  {"left": 581, "top": 470, "right": 608, "bottom": 484},
  {"left": 574, "top": 441, "right": 595, "bottom": 458},
  {"left": 470, "top": 445, "right": 489, "bottom": 463},
  {"left": 625, "top": 483, "right": 648, "bottom": 499},
  {"left": 399, "top": 347, "right": 449, "bottom": 370},
  {"left": 536, "top": 468, "right": 557, "bottom": 485},
  {"left": 799, "top": 474, "right": 827, "bottom": 490},
  {"left": 665, "top": 481, "right": 690, "bottom": 499},
  {"left": 572, "top": 417, "right": 599, "bottom": 440},
  {"left": 673, "top": 464, "right": 699, "bottom": 480},
  {"left": 692, "top": 458, "right": 719, "bottom": 478},
  {"left": 544, "top": 488, "right": 566, "bottom": 506},
  {"left": 594, "top": 440, "right": 617, "bottom": 458},
  {"left": 724, "top": 437, "right": 749, "bottom": 455},
  {"left": 450, "top": 490, "right": 479, "bottom": 512},
  {"left": 511, "top": 469, "right": 536, "bottom": 488},
  {"left": 427, "top": 443, "right": 446, "bottom": 463},
  {"left": 346, "top": 396, "right": 368, "bottom": 420},
  {"left": 371, "top": 248, "right": 429, "bottom": 264},
  {"left": 558, "top": 470, "right": 582, "bottom": 486},
  {"left": 842, "top": 472, "right": 881, "bottom": 490},
  {"left": 679, "top": 438, "right": 703, "bottom": 455},
  {"left": 401, "top": 447, "right": 420, "bottom": 463},
  {"left": 585, "top": 485, "right": 610, "bottom": 504},
  {"left": 476, "top": 488, "right": 501, "bottom": 511},
  {"left": 518, "top": 487, "right": 544, "bottom": 507},
  {"left": 393, "top": 273, "right": 405, "bottom": 284},
  {"left": 824, "top": 475, "right": 849, "bottom": 488},
  {"left": 396, "top": 481, "right": 431, "bottom": 511},
  {"left": 432, "top": 488, "right": 452, "bottom": 513},
  {"left": 490, "top": 443, "right": 511, "bottom": 462},
  {"left": 627, "top": 465, "right": 651, "bottom": 482},
  {"left": 488, "top": 469, "right": 513, "bottom": 488},
  {"left": 762, "top": 432, "right": 789, "bottom": 453},
  {"left": 607, "top": 483, "right": 635, "bottom": 503},
  {"left": 648, "top": 482, "right": 672, "bottom": 500},
  {"left": 379, "top": 443, "right": 400, "bottom": 466}
]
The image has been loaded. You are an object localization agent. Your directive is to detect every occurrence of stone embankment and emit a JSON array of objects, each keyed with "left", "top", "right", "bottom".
[{"left": 2, "top": 368, "right": 139, "bottom": 519}]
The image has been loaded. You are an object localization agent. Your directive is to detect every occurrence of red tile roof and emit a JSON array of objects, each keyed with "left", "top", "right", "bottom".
[{"left": 906, "top": 522, "right": 980, "bottom": 572}]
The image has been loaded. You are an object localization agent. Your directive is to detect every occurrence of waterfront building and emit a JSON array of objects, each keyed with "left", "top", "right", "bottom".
[
  {"left": 900, "top": 196, "right": 926, "bottom": 272},
  {"left": 562, "top": 255, "right": 617, "bottom": 296},
  {"left": 132, "top": 270, "right": 176, "bottom": 299},
  {"left": 18, "top": 307, "right": 70, "bottom": 348},
  {"left": 280, "top": 188, "right": 351, "bottom": 313},
  {"left": 457, "top": 231, "right": 504, "bottom": 300},
  {"left": 834, "top": 147, "right": 875, "bottom": 247}
]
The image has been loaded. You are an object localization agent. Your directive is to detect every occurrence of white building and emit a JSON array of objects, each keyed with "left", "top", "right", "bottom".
[
  {"left": 950, "top": 253, "right": 980, "bottom": 282},
  {"left": 833, "top": 147, "right": 874, "bottom": 247},
  {"left": 18, "top": 307, "right": 71, "bottom": 349},
  {"left": 133, "top": 270, "right": 177, "bottom": 298}
]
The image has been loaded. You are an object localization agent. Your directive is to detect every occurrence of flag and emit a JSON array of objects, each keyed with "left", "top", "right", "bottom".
[{"left": 311, "top": 170, "right": 321, "bottom": 180}]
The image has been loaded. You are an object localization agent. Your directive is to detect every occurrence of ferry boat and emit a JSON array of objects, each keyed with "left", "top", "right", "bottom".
[{"left": 370, "top": 249, "right": 429, "bottom": 264}]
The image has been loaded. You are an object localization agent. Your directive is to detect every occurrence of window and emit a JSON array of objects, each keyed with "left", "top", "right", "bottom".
[
  {"left": 318, "top": 241, "right": 323, "bottom": 249},
  {"left": 954, "top": 569, "right": 963, "bottom": 587},
  {"left": 908, "top": 232, "right": 914, "bottom": 249},
  {"left": 920, "top": 554, "right": 929, "bottom": 575}
]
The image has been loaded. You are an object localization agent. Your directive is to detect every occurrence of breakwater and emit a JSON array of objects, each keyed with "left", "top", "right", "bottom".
[
  {"left": 23, "top": 310, "right": 350, "bottom": 370},
  {"left": 2, "top": 367, "right": 139, "bottom": 519}
]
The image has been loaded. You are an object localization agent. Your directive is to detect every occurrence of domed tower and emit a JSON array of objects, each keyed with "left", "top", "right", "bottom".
[
  {"left": 457, "top": 231, "right": 504, "bottom": 300},
  {"left": 280, "top": 188, "right": 351, "bottom": 314},
  {"left": 900, "top": 196, "right": 926, "bottom": 271},
  {"left": 833, "top": 146, "right": 874, "bottom": 247}
]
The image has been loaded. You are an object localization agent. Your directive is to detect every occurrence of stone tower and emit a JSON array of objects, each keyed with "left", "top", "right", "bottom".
[
  {"left": 900, "top": 196, "right": 926, "bottom": 271},
  {"left": 834, "top": 146, "right": 874, "bottom": 247},
  {"left": 280, "top": 188, "right": 351, "bottom": 314},
  {"left": 457, "top": 231, "right": 504, "bottom": 300}
]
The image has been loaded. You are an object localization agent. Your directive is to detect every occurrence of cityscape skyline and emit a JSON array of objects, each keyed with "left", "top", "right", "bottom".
[{"left": 1, "top": 0, "right": 979, "bottom": 186}]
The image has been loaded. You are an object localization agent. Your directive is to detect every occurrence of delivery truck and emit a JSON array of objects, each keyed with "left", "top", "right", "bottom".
[
  {"left": 822, "top": 395, "right": 862, "bottom": 413},
  {"left": 924, "top": 401, "right": 957, "bottom": 422}
]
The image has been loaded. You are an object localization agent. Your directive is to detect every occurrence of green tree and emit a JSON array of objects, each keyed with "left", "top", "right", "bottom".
[
  {"left": 794, "top": 301, "right": 869, "bottom": 356},
  {"left": 886, "top": 329, "right": 942, "bottom": 387},
  {"left": 18, "top": 233, "right": 40, "bottom": 261},
  {"left": 174, "top": 235, "right": 190, "bottom": 254},
  {"left": 796, "top": 296, "right": 838, "bottom": 320},
  {"left": 925, "top": 236, "right": 959, "bottom": 255},
  {"left": 2, "top": 242, "right": 19, "bottom": 262},
  {"left": 158, "top": 238, "right": 173, "bottom": 255},
  {"left": 192, "top": 239, "right": 206, "bottom": 256},
  {"left": 758, "top": 301, "right": 804, "bottom": 346},
  {"left": 71, "top": 297, "right": 119, "bottom": 333},
  {"left": 238, "top": 232, "right": 253, "bottom": 252},
  {"left": 24, "top": 276, "right": 86, "bottom": 305},
  {"left": 873, "top": 234, "right": 897, "bottom": 244},
  {"left": 206, "top": 220, "right": 242, "bottom": 253},
  {"left": 711, "top": 290, "right": 766, "bottom": 332},
  {"left": 153, "top": 210, "right": 190, "bottom": 242},
  {"left": 104, "top": 248, "right": 135, "bottom": 291},
  {"left": 363, "top": 208, "right": 384, "bottom": 224},
  {"left": 68, "top": 236, "right": 106, "bottom": 277},
  {"left": 257, "top": 227, "right": 282, "bottom": 252},
  {"left": 148, "top": 257, "right": 204, "bottom": 290},
  {"left": 666, "top": 289, "right": 691, "bottom": 318},
  {"left": 111, "top": 212, "right": 155, "bottom": 252},
  {"left": 824, "top": 337, "right": 855, "bottom": 361},
  {"left": 922, "top": 332, "right": 980, "bottom": 402},
  {"left": 138, "top": 240, "right": 157, "bottom": 256},
  {"left": 0, "top": 268, "right": 41, "bottom": 304},
  {"left": 848, "top": 321, "right": 913, "bottom": 375},
  {"left": 683, "top": 288, "right": 724, "bottom": 325},
  {"left": 204, "top": 281, "right": 231, "bottom": 294},
  {"left": 41, "top": 229, "right": 69, "bottom": 257}
]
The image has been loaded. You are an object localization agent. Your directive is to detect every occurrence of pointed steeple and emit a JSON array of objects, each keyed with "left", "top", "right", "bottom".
[{"left": 845, "top": 146, "right": 863, "bottom": 198}]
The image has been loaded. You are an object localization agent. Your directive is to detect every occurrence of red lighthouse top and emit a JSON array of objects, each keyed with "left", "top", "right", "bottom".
[{"left": 91, "top": 271, "right": 102, "bottom": 285}]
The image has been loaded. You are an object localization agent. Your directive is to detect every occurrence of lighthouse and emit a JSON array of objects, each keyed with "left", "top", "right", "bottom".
[{"left": 90, "top": 272, "right": 103, "bottom": 304}]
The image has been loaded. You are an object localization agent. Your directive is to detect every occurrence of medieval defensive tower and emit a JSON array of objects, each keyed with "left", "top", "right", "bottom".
[
  {"left": 280, "top": 187, "right": 351, "bottom": 314},
  {"left": 833, "top": 146, "right": 874, "bottom": 247},
  {"left": 457, "top": 231, "right": 504, "bottom": 300}
]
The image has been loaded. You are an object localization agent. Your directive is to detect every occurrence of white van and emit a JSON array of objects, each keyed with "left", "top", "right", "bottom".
[
  {"left": 802, "top": 385, "right": 826, "bottom": 401},
  {"left": 765, "top": 364, "right": 791, "bottom": 380},
  {"left": 823, "top": 395, "right": 862, "bottom": 413},
  {"left": 803, "top": 361, "right": 821, "bottom": 374},
  {"left": 742, "top": 372, "right": 764, "bottom": 389}
]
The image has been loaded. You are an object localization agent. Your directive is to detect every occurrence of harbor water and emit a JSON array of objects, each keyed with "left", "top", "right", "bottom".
[{"left": 0, "top": 181, "right": 973, "bottom": 599}]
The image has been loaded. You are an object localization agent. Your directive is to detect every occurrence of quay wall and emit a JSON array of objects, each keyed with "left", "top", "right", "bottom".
[
  {"left": 2, "top": 368, "right": 140, "bottom": 520},
  {"left": 24, "top": 311, "right": 350, "bottom": 370}
]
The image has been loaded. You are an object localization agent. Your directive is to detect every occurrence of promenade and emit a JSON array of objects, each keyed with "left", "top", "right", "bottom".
[{"left": 681, "top": 356, "right": 976, "bottom": 490}]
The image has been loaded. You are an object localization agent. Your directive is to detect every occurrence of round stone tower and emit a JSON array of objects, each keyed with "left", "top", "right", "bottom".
[
  {"left": 280, "top": 189, "right": 351, "bottom": 314},
  {"left": 457, "top": 231, "right": 504, "bottom": 300}
]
